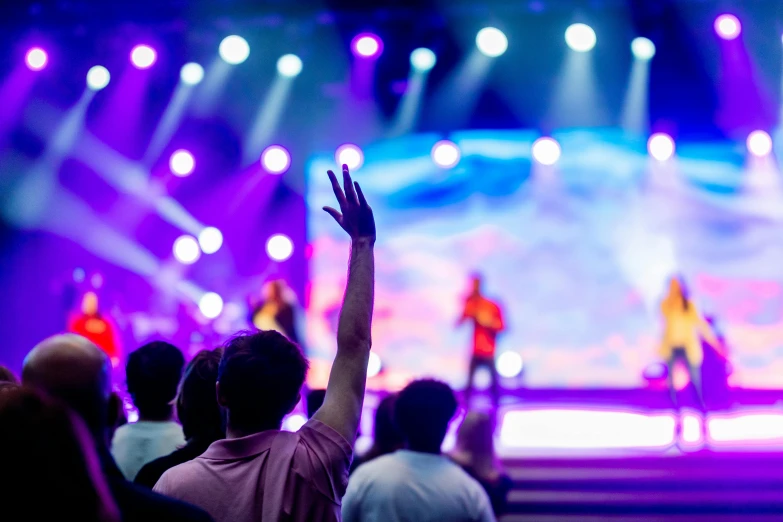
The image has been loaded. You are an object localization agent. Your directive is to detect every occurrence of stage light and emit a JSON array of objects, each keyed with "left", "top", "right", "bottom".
[
  {"left": 336, "top": 144, "right": 364, "bottom": 170},
  {"left": 219, "top": 35, "right": 250, "bottom": 65},
  {"left": 261, "top": 145, "right": 291, "bottom": 174},
  {"left": 747, "top": 130, "right": 773, "bottom": 157},
  {"left": 73, "top": 267, "right": 86, "bottom": 283},
  {"left": 367, "top": 352, "right": 382, "bottom": 378},
  {"left": 198, "top": 292, "right": 224, "bottom": 319},
  {"left": 532, "top": 137, "right": 562, "bottom": 165},
  {"left": 648, "top": 133, "right": 675, "bottom": 161},
  {"left": 431, "top": 140, "right": 461, "bottom": 168},
  {"left": 25, "top": 47, "right": 48, "bottom": 71},
  {"left": 565, "top": 23, "right": 597, "bottom": 52},
  {"left": 410, "top": 48, "right": 437, "bottom": 71},
  {"left": 266, "top": 234, "right": 294, "bottom": 262},
  {"left": 130, "top": 45, "right": 156, "bottom": 69},
  {"left": 351, "top": 33, "right": 383, "bottom": 59},
  {"left": 86, "top": 66, "right": 110, "bottom": 90},
  {"left": 198, "top": 227, "right": 223, "bottom": 254},
  {"left": 715, "top": 14, "right": 741, "bottom": 40},
  {"left": 476, "top": 27, "right": 508, "bottom": 57},
  {"left": 496, "top": 352, "right": 523, "bottom": 378},
  {"left": 169, "top": 149, "right": 195, "bottom": 177},
  {"left": 283, "top": 414, "right": 307, "bottom": 432},
  {"left": 173, "top": 235, "right": 201, "bottom": 264},
  {"left": 180, "top": 62, "right": 204, "bottom": 85},
  {"left": 631, "top": 37, "right": 656, "bottom": 60},
  {"left": 276, "top": 54, "right": 303, "bottom": 77}
]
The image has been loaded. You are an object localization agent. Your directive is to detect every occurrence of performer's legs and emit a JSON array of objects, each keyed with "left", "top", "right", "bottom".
[
  {"left": 487, "top": 357, "right": 500, "bottom": 413},
  {"left": 687, "top": 362, "right": 706, "bottom": 412},
  {"left": 666, "top": 355, "right": 679, "bottom": 410},
  {"left": 465, "top": 355, "right": 480, "bottom": 406}
]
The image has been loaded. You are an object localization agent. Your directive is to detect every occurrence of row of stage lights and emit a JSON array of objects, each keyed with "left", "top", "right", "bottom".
[{"left": 21, "top": 11, "right": 768, "bottom": 77}]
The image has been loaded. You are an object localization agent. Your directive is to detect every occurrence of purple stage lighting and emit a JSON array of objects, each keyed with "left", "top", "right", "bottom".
[
  {"left": 130, "top": 45, "right": 157, "bottom": 69},
  {"left": 198, "top": 292, "right": 224, "bottom": 319},
  {"left": 266, "top": 234, "right": 294, "bottom": 262},
  {"left": 747, "top": 130, "right": 773, "bottom": 157},
  {"left": 173, "top": 235, "right": 201, "bottom": 264},
  {"left": 25, "top": 47, "right": 48, "bottom": 71},
  {"left": 336, "top": 144, "right": 364, "bottom": 170},
  {"left": 351, "top": 33, "right": 383, "bottom": 59},
  {"left": 715, "top": 14, "right": 741, "bottom": 40},
  {"left": 648, "top": 133, "right": 675, "bottom": 161},
  {"left": 261, "top": 145, "right": 291, "bottom": 174},
  {"left": 169, "top": 149, "right": 195, "bottom": 177}
]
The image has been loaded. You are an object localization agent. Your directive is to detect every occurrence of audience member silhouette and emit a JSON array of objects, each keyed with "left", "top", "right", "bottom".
[
  {"left": 343, "top": 379, "right": 495, "bottom": 522},
  {"left": 350, "top": 393, "right": 404, "bottom": 474},
  {"left": 135, "top": 348, "right": 225, "bottom": 489},
  {"left": 22, "top": 333, "right": 213, "bottom": 522},
  {"left": 113, "top": 341, "right": 186, "bottom": 479},
  {"left": 451, "top": 411, "right": 512, "bottom": 516},
  {"left": 0, "top": 364, "right": 18, "bottom": 384},
  {"left": 0, "top": 385, "right": 121, "bottom": 522},
  {"left": 154, "top": 165, "right": 375, "bottom": 522}
]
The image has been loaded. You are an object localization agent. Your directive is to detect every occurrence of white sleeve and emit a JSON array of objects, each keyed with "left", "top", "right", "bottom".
[{"left": 473, "top": 485, "right": 496, "bottom": 522}]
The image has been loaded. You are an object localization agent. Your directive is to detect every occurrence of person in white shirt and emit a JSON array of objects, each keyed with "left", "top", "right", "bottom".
[
  {"left": 112, "top": 341, "right": 185, "bottom": 480},
  {"left": 342, "top": 379, "right": 495, "bottom": 522}
]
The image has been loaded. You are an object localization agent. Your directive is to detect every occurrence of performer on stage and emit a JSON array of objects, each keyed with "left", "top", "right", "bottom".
[
  {"left": 659, "top": 276, "right": 720, "bottom": 411},
  {"left": 68, "top": 291, "right": 121, "bottom": 367},
  {"left": 248, "top": 279, "right": 302, "bottom": 346},
  {"left": 458, "top": 274, "right": 505, "bottom": 410}
]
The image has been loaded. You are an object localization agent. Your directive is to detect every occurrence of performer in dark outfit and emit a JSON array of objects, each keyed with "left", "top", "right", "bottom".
[
  {"left": 457, "top": 275, "right": 505, "bottom": 410},
  {"left": 248, "top": 279, "right": 302, "bottom": 346}
]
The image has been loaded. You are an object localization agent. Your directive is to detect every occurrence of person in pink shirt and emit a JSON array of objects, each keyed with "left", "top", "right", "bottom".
[{"left": 154, "top": 164, "right": 375, "bottom": 522}]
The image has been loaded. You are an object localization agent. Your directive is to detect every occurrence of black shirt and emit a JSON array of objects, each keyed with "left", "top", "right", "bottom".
[{"left": 134, "top": 439, "right": 214, "bottom": 490}]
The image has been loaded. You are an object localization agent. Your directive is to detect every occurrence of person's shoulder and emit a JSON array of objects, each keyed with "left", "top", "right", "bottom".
[{"left": 299, "top": 418, "right": 353, "bottom": 455}]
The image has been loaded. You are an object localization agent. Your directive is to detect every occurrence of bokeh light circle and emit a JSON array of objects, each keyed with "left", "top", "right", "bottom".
[
  {"left": 367, "top": 352, "right": 382, "bottom": 378},
  {"left": 431, "top": 140, "right": 461, "bottom": 168},
  {"left": 25, "top": 48, "right": 48, "bottom": 71},
  {"left": 261, "top": 145, "right": 291, "bottom": 174},
  {"left": 277, "top": 54, "right": 303, "bottom": 77},
  {"left": 173, "top": 235, "right": 201, "bottom": 264},
  {"left": 715, "top": 14, "right": 741, "bottom": 40},
  {"left": 747, "top": 130, "right": 773, "bottom": 157},
  {"left": 352, "top": 33, "right": 383, "bottom": 58},
  {"left": 631, "top": 37, "right": 656, "bottom": 60},
  {"left": 180, "top": 62, "right": 204, "bottom": 85},
  {"left": 410, "top": 48, "right": 437, "bottom": 71},
  {"left": 532, "top": 137, "right": 562, "bottom": 165},
  {"left": 266, "top": 234, "right": 294, "bottom": 262},
  {"left": 565, "top": 23, "right": 597, "bottom": 52},
  {"left": 336, "top": 144, "right": 364, "bottom": 170},
  {"left": 198, "top": 227, "right": 223, "bottom": 254},
  {"left": 169, "top": 150, "right": 195, "bottom": 177},
  {"left": 198, "top": 292, "right": 224, "bottom": 319},
  {"left": 86, "top": 66, "right": 111, "bottom": 90},
  {"left": 476, "top": 27, "right": 508, "bottom": 57},
  {"left": 496, "top": 352, "right": 524, "bottom": 378},
  {"left": 130, "top": 45, "right": 157, "bottom": 69},
  {"left": 219, "top": 35, "right": 250, "bottom": 65},
  {"left": 648, "top": 133, "right": 676, "bottom": 161}
]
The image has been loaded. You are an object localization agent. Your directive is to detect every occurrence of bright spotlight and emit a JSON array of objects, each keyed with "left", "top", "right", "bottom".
[
  {"left": 747, "top": 130, "right": 773, "bottom": 157},
  {"left": 198, "top": 227, "right": 223, "bottom": 254},
  {"left": 25, "top": 47, "right": 48, "bottom": 71},
  {"left": 219, "top": 35, "right": 250, "bottom": 65},
  {"left": 476, "top": 27, "right": 508, "bottom": 57},
  {"left": 283, "top": 413, "right": 307, "bottom": 432},
  {"left": 631, "top": 37, "right": 656, "bottom": 60},
  {"left": 276, "top": 54, "right": 303, "bottom": 77},
  {"left": 565, "top": 23, "right": 597, "bottom": 52},
  {"left": 173, "top": 235, "right": 201, "bottom": 264},
  {"left": 715, "top": 14, "right": 741, "bottom": 40},
  {"left": 336, "top": 144, "right": 364, "bottom": 170},
  {"left": 130, "top": 45, "right": 157, "bottom": 69},
  {"left": 431, "top": 140, "right": 461, "bottom": 168},
  {"left": 352, "top": 33, "right": 383, "bottom": 59},
  {"left": 261, "top": 145, "right": 291, "bottom": 174},
  {"left": 496, "top": 351, "right": 523, "bottom": 378},
  {"left": 367, "top": 352, "right": 382, "bottom": 378},
  {"left": 86, "top": 66, "right": 111, "bottom": 91},
  {"left": 180, "top": 62, "right": 204, "bottom": 85},
  {"left": 198, "top": 292, "right": 224, "bottom": 319},
  {"left": 410, "top": 48, "right": 437, "bottom": 71},
  {"left": 532, "top": 137, "right": 562, "bottom": 165},
  {"left": 648, "top": 133, "right": 675, "bottom": 161},
  {"left": 266, "top": 234, "right": 294, "bottom": 262},
  {"left": 169, "top": 150, "right": 195, "bottom": 177}
]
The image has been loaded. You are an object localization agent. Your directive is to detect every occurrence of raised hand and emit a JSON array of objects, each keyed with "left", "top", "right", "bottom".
[{"left": 323, "top": 164, "right": 376, "bottom": 242}]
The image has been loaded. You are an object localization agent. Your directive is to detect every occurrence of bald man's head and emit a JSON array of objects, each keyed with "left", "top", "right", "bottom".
[{"left": 23, "top": 334, "right": 111, "bottom": 438}]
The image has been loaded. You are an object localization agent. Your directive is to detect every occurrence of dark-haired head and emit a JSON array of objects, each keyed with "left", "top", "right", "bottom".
[
  {"left": 126, "top": 341, "right": 184, "bottom": 421},
  {"left": 395, "top": 379, "right": 458, "bottom": 454},
  {"left": 0, "top": 365, "right": 18, "bottom": 384},
  {"left": 217, "top": 330, "right": 308, "bottom": 436},
  {"left": 177, "top": 348, "right": 225, "bottom": 442},
  {"left": 0, "top": 386, "right": 120, "bottom": 522}
]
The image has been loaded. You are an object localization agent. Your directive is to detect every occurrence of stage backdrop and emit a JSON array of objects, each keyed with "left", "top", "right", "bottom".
[{"left": 306, "top": 129, "right": 783, "bottom": 390}]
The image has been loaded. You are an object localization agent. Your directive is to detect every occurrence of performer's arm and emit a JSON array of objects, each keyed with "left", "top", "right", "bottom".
[{"left": 313, "top": 165, "right": 376, "bottom": 445}]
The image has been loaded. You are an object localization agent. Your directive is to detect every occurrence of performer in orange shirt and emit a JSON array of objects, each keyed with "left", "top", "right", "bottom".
[
  {"left": 68, "top": 291, "right": 121, "bottom": 368},
  {"left": 458, "top": 274, "right": 505, "bottom": 410}
]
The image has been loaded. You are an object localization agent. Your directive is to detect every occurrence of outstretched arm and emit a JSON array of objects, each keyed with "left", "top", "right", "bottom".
[{"left": 313, "top": 165, "right": 376, "bottom": 444}]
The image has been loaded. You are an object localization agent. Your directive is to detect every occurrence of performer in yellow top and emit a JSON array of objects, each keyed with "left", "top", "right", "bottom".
[{"left": 659, "top": 276, "right": 720, "bottom": 410}]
